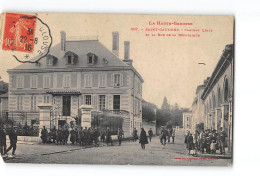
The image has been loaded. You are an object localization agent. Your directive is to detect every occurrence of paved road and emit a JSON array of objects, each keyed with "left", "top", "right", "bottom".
[{"left": 3, "top": 131, "right": 231, "bottom": 166}]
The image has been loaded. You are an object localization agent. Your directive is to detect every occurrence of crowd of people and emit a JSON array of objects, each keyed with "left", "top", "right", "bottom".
[
  {"left": 40, "top": 125, "right": 156, "bottom": 150},
  {"left": 184, "top": 127, "right": 227, "bottom": 156},
  {"left": 40, "top": 125, "right": 124, "bottom": 147}
]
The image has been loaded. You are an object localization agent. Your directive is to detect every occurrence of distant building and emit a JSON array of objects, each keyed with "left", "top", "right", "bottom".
[
  {"left": 7, "top": 31, "right": 144, "bottom": 137},
  {"left": 182, "top": 112, "right": 193, "bottom": 133},
  {"left": 191, "top": 78, "right": 209, "bottom": 132},
  {"left": 201, "top": 44, "right": 234, "bottom": 150}
]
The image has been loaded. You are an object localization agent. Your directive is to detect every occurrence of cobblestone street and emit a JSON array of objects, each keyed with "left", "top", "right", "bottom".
[{"left": 2, "top": 131, "right": 231, "bottom": 166}]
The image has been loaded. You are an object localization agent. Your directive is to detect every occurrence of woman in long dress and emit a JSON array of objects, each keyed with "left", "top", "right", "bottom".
[{"left": 139, "top": 128, "right": 148, "bottom": 149}]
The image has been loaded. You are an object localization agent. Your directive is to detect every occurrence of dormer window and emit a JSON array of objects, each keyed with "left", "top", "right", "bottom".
[
  {"left": 64, "top": 51, "right": 78, "bottom": 65},
  {"left": 87, "top": 53, "right": 98, "bottom": 65},
  {"left": 46, "top": 55, "right": 57, "bottom": 66}
]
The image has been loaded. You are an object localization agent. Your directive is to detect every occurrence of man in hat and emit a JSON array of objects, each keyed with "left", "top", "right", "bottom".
[
  {"left": 6, "top": 127, "right": 17, "bottom": 156},
  {"left": 219, "top": 127, "right": 227, "bottom": 154},
  {"left": 148, "top": 128, "right": 153, "bottom": 142},
  {"left": 40, "top": 126, "right": 48, "bottom": 143},
  {"left": 117, "top": 128, "right": 124, "bottom": 146},
  {"left": 106, "top": 128, "right": 113, "bottom": 146}
]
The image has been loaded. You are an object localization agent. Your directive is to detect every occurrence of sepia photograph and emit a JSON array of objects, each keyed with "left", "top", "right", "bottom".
[{"left": 0, "top": 12, "right": 234, "bottom": 166}]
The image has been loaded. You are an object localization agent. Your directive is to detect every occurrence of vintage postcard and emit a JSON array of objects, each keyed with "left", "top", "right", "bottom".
[{"left": 0, "top": 13, "right": 234, "bottom": 166}]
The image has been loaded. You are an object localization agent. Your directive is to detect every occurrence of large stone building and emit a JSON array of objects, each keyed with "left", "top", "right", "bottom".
[
  {"left": 201, "top": 44, "right": 234, "bottom": 150},
  {"left": 6, "top": 31, "right": 144, "bottom": 137}
]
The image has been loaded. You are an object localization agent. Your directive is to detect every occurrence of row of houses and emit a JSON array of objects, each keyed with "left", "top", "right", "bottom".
[
  {"left": 0, "top": 31, "right": 144, "bottom": 137},
  {"left": 183, "top": 44, "right": 234, "bottom": 150}
]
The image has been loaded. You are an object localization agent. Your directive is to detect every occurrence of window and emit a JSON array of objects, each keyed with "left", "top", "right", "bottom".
[
  {"left": 113, "top": 74, "right": 121, "bottom": 87},
  {"left": 31, "top": 95, "right": 37, "bottom": 110},
  {"left": 30, "top": 75, "right": 37, "bottom": 89},
  {"left": 84, "top": 74, "right": 93, "bottom": 88},
  {"left": 68, "top": 55, "right": 72, "bottom": 64},
  {"left": 17, "top": 76, "right": 24, "bottom": 89},
  {"left": 99, "top": 74, "right": 106, "bottom": 87},
  {"left": 85, "top": 95, "right": 91, "bottom": 105},
  {"left": 87, "top": 53, "right": 97, "bottom": 64},
  {"left": 63, "top": 74, "right": 71, "bottom": 88},
  {"left": 99, "top": 95, "right": 106, "bottom": 111},
  {"left": 17, "top": 96, "right": 23, "bottom": 110},
  {"left": 113, "top": 95, "right": 120, "bottom": 110},
  {"left": 187, "top": 117, "right": 189, "bottom": 121},
  {"left": 47, "top": 58, "right": 52, "bottom": 65},
  {"left": 44, "top": 95, "right": 50, "bottom": 103},
  {"left": 43, "top": 75, "right": 50, "bottom": 89}
]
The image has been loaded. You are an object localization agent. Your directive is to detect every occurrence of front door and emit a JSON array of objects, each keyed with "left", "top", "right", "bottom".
[
  {"left": 58, "top": 120, "right": 66, "bottom": 127},
  {"left": 63, "top": 96, "right": 71, "bottom": 116}
]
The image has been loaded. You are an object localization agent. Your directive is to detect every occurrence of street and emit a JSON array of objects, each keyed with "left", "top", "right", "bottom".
[{"left": 2, "top": 131, "right": 231, "bottom": 166}]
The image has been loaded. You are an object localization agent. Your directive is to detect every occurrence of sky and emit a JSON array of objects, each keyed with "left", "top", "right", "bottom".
[{"left": 0, "top": 13, "right": 234, "bottom": 109}]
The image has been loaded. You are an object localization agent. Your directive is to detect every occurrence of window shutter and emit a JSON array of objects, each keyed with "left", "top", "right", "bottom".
[
  {"left": 120, "top": 74, "right": 123, "bottom": 87},
  {"left": 104, "top": 74, "right": 107, "bottom": 87},
  {"left": 90, "top": 74, "right": 93, "bottom": 87},
  {"left": 111, "top": 74, "right": 114, "bottom": 87},
  {"left": 105, "top": 95, "right": 108, "bottom": 109}
]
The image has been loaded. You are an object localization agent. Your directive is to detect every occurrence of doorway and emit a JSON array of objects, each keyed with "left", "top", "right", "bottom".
[
  {"left": 58, "top": 120, "right": 66, "bottom": 127},
  {"left": 63, "top": 96, "right": 71, "bottom": 116}
]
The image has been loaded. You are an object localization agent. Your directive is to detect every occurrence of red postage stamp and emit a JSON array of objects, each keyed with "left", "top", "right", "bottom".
[{"left": 2, "top": 12, "right": 36, "bottom": 53}]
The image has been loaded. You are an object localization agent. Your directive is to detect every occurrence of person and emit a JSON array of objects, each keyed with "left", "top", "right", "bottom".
[
  {"left": 184, "top": 131, "right": 190, "bottom": 149},
  {"left": 70, "top": 128, "right": 77, "bottom": 144},
  {"left": 100, "top": 129, "right": 106, "bottom": 143},
  {"left": 64, "top": 126, "right": 70, "bottom": 144},
  {"left": 57, "top": 125, "right": 63, "bottom": 144},
  {"left": 148, "top": 128, "right": 153, "bottom": 142},
  {"left": 160, "top": 127, "right": 168, "bottom": 148},
  {"left": 0, "top": 126, "right": 7, "bottom": 156},
  {"left": 187, "top": 133, "right": 194, "bottom": 155},
  {"left": 172, "top": 128, "right": 176, "bottom": 143},
  {"left": 6, "top": 127, "right": 17, "bottom": 156},
  {"left": 50, "top": 126, "right": 57, "bottom": 143},
  {"left": 93, "top": 128, "right": 100, "bottom": 146},
  {"left": 167, "top": 128, "right": 172, "bottom": 143},
  {"left": 132, "top": 128, "right": 138, "bottom": 142},
  {"left": 40, "top": 126, "right": 48, "bottom": 143},
  {"left": 219, "top": 127, "right": 227, "bottom": 154},
  {"left": 78, "top": 127, "right": 84, "bottom": 145},
  {"left": 210, "top": 140, "right": 217, "bottom": 154},
  {"left": 106, "top": 128, "right": 113, "bottom": 146},
  {"left": 139, "top": 128, "right": 148, "bottom": 149},
  {"left": 83, "top": 127, "right": 89, "bottom": 145},
  {"left": 117, "top": 128, "right": 124, "bottom": 146}
]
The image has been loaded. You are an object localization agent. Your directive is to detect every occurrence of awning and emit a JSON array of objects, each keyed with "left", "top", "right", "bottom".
[{"left": 46, "top": 90, "right": 81, "bottom": 95}]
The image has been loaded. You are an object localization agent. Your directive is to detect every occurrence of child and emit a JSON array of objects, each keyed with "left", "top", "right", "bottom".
[{"left": 210, "top": 140, "right": 217, "bottom": 154}]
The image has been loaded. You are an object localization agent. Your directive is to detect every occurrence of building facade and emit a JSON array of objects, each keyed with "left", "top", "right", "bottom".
[
  {"left": 191, "top": 78, "right": 209, "bottom": 132},
  {"left": 7, "top": 31, "right": 144, "bottom": 137},
  {"left": 201, "top": 44, "right": 234, "bottom": 150}
]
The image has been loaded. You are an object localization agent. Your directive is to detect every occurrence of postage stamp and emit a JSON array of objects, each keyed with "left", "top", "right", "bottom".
[
  {"left": 2, "top": 13, "right": 36, "bottom": 53},
  {"left": 1, "top": 12, "right": 52, "bottom": 63}
]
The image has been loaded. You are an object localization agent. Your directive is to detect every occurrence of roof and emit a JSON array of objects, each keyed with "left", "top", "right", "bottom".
[
  {"left": 201, "top": 44, "right": 234, "bottom": 100},
  {"left": 8, "top": 40, "right": 144, "bottom": 82},
  {"left": 46, "top": 90, "right": 81, "bottom": 95}
]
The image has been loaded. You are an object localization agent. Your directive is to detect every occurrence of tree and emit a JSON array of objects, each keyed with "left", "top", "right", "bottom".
[
  {"left": 142, "top": 100, "right": 157, "bottom": 122},
  {"left": 161, "top": 96, "right": 170, "bottom": 110}
]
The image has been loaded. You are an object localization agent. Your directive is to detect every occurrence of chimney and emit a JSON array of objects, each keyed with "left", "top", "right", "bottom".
[
  {"left": 124, "top": 41, "right": 130, "bottom": 60},
  {"left": 112, "top": 31, "right": 119, "bottom": 56},
  {"left": 60, "top": 31, "right": 66, "bottom": 51},
  {"left": 123, "top": 41, "right": 133, "bottom": 66}
]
